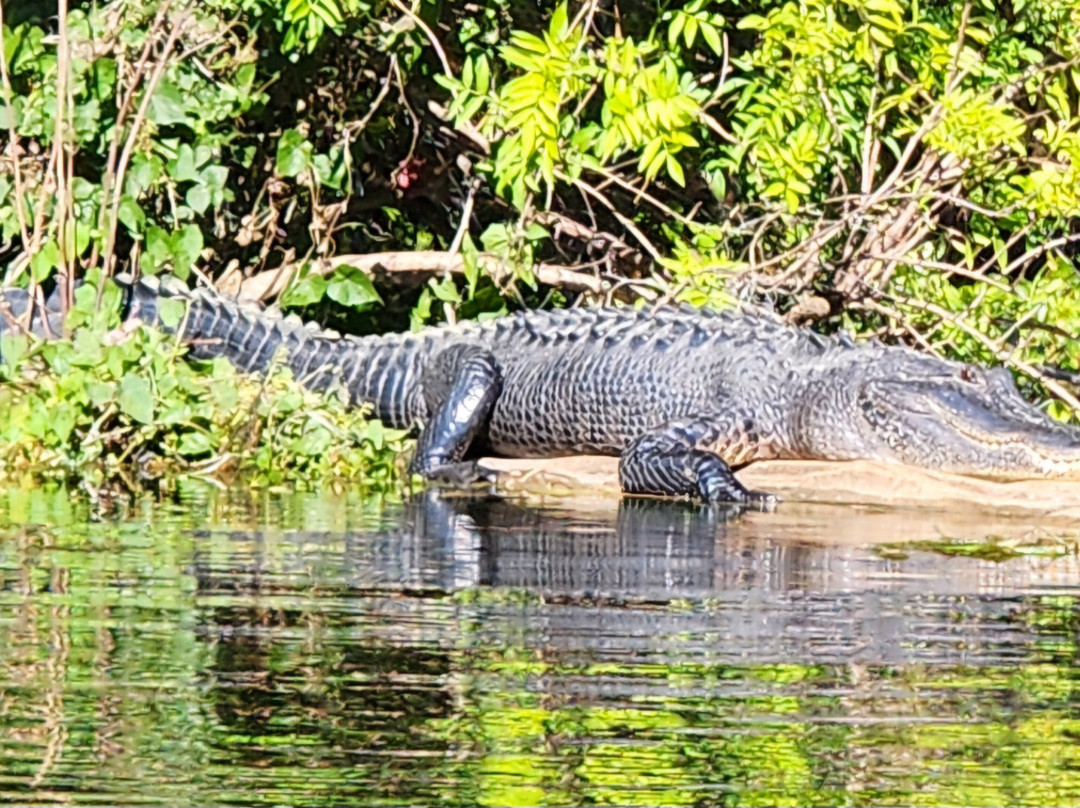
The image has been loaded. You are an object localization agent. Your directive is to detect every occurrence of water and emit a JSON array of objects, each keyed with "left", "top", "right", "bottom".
[{"left": 1, "top": 485, "right": 1079, "bottom": 806}]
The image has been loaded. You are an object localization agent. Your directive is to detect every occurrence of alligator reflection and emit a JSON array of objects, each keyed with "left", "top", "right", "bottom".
[
  {"left": 187, "top": 493, "right": 1080, "bottom": 807},
  {"left": 194, "top": 492, "right": 1073, "bottom": 669}
]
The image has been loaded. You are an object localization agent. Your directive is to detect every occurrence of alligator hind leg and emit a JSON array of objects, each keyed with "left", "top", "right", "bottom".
[
  {"left": 412, "top": 345, "right": 503, "bottom": 485},
  {"left": 619, "top": 418, "right": 776, "bottom": 506}
]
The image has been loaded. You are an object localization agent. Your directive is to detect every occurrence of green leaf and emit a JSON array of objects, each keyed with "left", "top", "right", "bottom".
[
  {"left": 159, "top": 297, "right": 186, "bottom": 329},
  {"left": 763, "top": 181, "right": 786, "bottom": 198},
  {"left": 310, "top": 0, "right": 345, "bottom": 27},
  {"left": 524, "top": 223, "right": 549, "bottom": 241},
  {"left": 282, "top": 272, "right": 328, "bottom": 307},
  {"left": 210, "top": 378, "right": 239, "bottom": 410},
  {"left": 666, "top": 154, "right": 686, "bottom": 187},
  {"left": 480, "top": 223, "right": 511, "bottom": 255},
  {"left": 1, "top": 334, "right": 28, "bottom": 370},
  {"left": 312, "top": 149, "right": 347, "bottom": 190},
  {"left": 276, "top": 129, "right": 314, "bottom": 177},
  {"left": 737, "top": 14, "right": 768, "bottom": 30},
  {"left": 701, "top": 22, "right": 722, "bottom": 56},
  {"left": 141, "top": 226, "right": 171, "bottom": 274},
  {"left": 475, "top": 54, "right": 491, "bottom": 95},
  {"left": 30, "top": 239, "right": 59, "bottom": 282},
  {"left": 172, "top": 144, "right": 200, "bottom": 182},
  {"left": 430, "top": 275, "right": 462, "bottom": 303},
  {"left": 463, "top": 56, "right": 474, "bottom": 90},
  {"left": 126, "top": 153, "right": 164, "bottom": 196},
  {"left": 170, "top": 224, "right": 203, "bottom": 280},
  {"left": 148, "top": 81, "right": 190, "bottom": 126},
  {"left": 117, "top": 196, "right": 145, "bottom": 233},
  {"left": 366, "top": 418, "right": 385, "bottom": 450},
  {"left": 51, "top": 406, "right": 76, "bottom": 443},
  {"left": 683, "top": 16, "right": 699, "bottom": 48},
  {"left": 326, "top": 267, "right": 382, "bottom": 308},
  {"left": 784, "top": 188, "right": 800, "bottom": 214},
  {"left": 178, "top": 430, "right": 215, "bottom": 457},
  {"left": 87, "top": 381, "right": 115, "bottom": 408},
  {"left": 549, "top": 2, "right": 569, "bottom": 39},
  {"left": 118, "top": 374, "right": 154, "bottom": 425},
  {"left": 410, "top": 287, "right": 433, "bottom": 331},
  {"left": 461, "top": 235, "right": 480, "bottom": 298},
  {"left": 668, "top": 13, "right": 686, "bottom": 48},
  {"left": 186, "top": 184, "right": 211, "bottom": 214},
  {"left": 71, "top": 328, "right": 105, "bottom": 367}
]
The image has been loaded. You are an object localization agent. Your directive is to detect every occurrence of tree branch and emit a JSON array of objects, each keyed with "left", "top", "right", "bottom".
[{"left": 239, "top": 251, "right": 606, "bottom": 301}]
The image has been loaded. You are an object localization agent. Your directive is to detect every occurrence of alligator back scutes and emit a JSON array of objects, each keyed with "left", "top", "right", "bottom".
[{"left": 482, "top": 303, "right": 860, "bottom": 361}]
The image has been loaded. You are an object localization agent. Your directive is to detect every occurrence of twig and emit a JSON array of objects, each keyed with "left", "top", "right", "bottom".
[
  {"left": 946, "top": 2, "right": 974, "bottom": 94},
  {"left": 387, "top": 0, "right": 452, "bottom": 79},
  {"left": 860, "top": 85, "right": 879, "bottom": 195},
  {"left": 698, "top": 110, "right": 738, "bottom": 144},
  {"left": 591, "top": 165, "right": 698, "bottom": 226},
  {"left": 448, "top": 178, "right": 480, "bottom": 255},
  {"left": 560, "top": 173, "right": 662, "bottom": 261},
  {"left": 89, "top": 0, "right": 173, "bottom": 276},
  {"left": 392, "top": 57, "right": 422, "bottom": 167},
  {"left": 861, "top": 299, "right": 940, "bottom": 354},
  {"left": 998, "top": 233, "right": 1080, "bottom": 278},
  {"left": 867, "top": 255, "right": 1010, "bottom": 291},
  {"left": 54, "top": 0, "right": 75, "bottom": 312},
  {"left": 0, "top": 4, "right": 30, "bottom": 251},
  {"left": 821, "top": 190, "right": 1021, "bottom": 220},
  {"left": 346, "top": 56, "right": 398, "bottom": 136},
  {"left": 101, "top": 4, "right": 191, "bottom": 282},
  {"left": 703, "top": 32, "right": 732, "bottom": 111}
]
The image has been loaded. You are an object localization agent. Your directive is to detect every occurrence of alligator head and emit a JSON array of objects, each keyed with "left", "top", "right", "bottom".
[{"left": 800, "top": 349, "right": 1080, "bottom": 480}]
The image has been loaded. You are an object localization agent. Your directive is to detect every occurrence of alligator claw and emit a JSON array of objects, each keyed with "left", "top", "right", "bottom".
[{"left": 743, "top": 489, "right": 780, "bottom": 512}]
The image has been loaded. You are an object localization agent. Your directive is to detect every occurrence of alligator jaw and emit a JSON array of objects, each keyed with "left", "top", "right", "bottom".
[
  {"left": 941, "top": 413, "right": 1080, "bottom": 480},
  {"left": 859, "top": 372, "right": 1080, "bottom": 481}
]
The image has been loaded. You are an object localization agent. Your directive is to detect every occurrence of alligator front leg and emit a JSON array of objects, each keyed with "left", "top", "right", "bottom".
[
  {"left": 618, "top": 418, "right": 777, "bottom": 505},
  {"left": 412, "top": 345, "right": 503, "bottom": 484}
]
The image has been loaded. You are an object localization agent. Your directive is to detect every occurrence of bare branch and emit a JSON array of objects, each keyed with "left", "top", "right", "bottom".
[
  {"left": 387, "top": 0, "right": 452, "bottom": 79},
  {"left": 238, "top": 251, "right": 606, "bottom": 302}
]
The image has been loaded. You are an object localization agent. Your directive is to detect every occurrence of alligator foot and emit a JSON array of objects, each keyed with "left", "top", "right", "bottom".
[
  {"left": 739, "top": 490, "right": 780, "bottom": 512},
  {"left": 411, "top": 346, "right": 503, "bottom": 481},
  {"left": 619, "top": 419, "right": 779, "bottom": 506}
]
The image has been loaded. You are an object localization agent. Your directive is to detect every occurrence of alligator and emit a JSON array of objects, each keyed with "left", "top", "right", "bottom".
[{"left": 4, "top": 275, "right": 1080, "bottom": 502}]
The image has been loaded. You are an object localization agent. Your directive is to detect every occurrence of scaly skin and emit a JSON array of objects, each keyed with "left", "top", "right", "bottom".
[{"left": 5, "top": 275, "right": 1080, "bottom": 502}]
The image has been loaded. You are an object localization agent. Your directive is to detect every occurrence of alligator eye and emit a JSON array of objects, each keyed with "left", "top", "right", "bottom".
[{"left": 959, "top": 366, "right": 980, "bottom": 384}]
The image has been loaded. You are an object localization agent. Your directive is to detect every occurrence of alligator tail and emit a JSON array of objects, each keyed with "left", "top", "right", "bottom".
[
  {"left": 0, "top": 288, "right": 66, "bottom": 351},
  {"left": 122, "top": 275, "right": 424, "bottom": 428},
  {"left": 0, "top": 275, "right": 425, "bottom": 427}
]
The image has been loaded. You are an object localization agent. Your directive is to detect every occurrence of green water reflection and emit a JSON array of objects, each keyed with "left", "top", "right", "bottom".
[{"left": 1, "top": 485, "right": 1079, "bottom": 806}]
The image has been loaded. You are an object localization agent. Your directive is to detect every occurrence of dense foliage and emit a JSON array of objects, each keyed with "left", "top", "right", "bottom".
[
  {"left": 2, "top": 0, "right": 1080, "bottom": 481},
  {"left": 0, "top": 276, "right": 410, "bottom": 488}
]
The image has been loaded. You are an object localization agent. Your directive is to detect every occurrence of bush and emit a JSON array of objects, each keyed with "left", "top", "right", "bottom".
[{"left": 0, "top": 275, "right": 411, "bottom": 489}]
